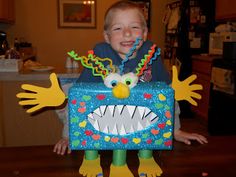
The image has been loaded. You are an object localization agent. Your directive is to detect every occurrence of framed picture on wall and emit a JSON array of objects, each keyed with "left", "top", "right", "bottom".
[
  {"left": 58, "top": 0, "right": 96, "bottom": 28},
  {"left": 131, "top": 0, "right": 151, "bottom": 29}
]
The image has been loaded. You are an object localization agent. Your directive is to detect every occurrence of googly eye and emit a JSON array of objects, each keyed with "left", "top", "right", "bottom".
[
  {"left": 124, "top": 78, "right": 132, "bottom": 86},
  {"left": 121, "top": 72, "right": 138, "bottom": 88},
  {"left": 104, "top": 73, "right": 121, "bottom": 88},
  {"left": 111, "top": 80, "right": 118, "bottom": 87}
]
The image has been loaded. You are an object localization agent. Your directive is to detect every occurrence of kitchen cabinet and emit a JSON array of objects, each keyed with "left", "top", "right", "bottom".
[
  {"left": 0, "top": 80, "right": 63, "bottom": 147},
  {"left": 0, "top": 69, "right": 81, "bottom": 147},
  {"left": 0, "top": 0, "right": 15, "bottom": 23},
  {"left": 191, "top": 55, "right": 221, "bottom": 120},
  {"left": 215, "top": 0, "right": 236, "bottom": 21}
]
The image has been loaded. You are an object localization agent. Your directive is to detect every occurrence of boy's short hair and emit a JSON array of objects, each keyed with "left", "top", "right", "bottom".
[{"left": 104, "top": 0, "right": 147, "bottom": 31}]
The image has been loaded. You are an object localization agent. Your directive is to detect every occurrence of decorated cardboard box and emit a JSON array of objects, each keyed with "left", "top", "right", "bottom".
[{"left": 68, "top": 81, "right": 174, "bottom": 150}]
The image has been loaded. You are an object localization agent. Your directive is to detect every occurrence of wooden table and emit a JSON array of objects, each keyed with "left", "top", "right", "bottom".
[{"left": 0, "top": 119, "right": 236, "bottom": 177}]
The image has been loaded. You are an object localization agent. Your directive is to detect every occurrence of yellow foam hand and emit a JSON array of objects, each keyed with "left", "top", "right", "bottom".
[
  {"left": 171, "top": 65, "right": 203, "bottom": 106},
  {"left": 16, "top": 73, "right": 66, "bottom": 113}
]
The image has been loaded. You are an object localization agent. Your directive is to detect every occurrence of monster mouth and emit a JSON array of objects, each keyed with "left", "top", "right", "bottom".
[{"left": 87, "top": 105, "right": 159, "bottom": 135}]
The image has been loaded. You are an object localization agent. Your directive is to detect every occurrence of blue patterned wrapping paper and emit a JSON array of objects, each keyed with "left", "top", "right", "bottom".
[{"left": 68, "top": 82, "right": 174, "bottom": 150}]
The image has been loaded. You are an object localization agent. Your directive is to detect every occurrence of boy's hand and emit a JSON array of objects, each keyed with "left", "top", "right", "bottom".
[
  {"left": 53, "top": 138, "right": 71, "bottom": 155},
  {"left": 16, "top": 73, "right": 66, "bottom": 113},
  {"left": 171, "top": 65, "right": 203, "bottom": 106},
  {"left": 174, "top": 129, "right": 208, "bottom": 145}
]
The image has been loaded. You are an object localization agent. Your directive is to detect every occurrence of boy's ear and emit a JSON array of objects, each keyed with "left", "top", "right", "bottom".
[
  {"left": 103, "top": 31, "right": 110, "bottom": 44},
  {"left": 143, "top": 27, "right": 148, "bottom": 41}
]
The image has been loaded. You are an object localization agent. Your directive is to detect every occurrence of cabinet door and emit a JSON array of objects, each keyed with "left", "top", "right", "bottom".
[
  {"left": 191, "top": 57, "right": 213, "bottom": 120},
  {"left": 0, "top": 82, "right": 4, "bottom": 146},
  {"left": 0, "top": 0, "right": 15, "bottom": 23},
  {"left": 1, "top": 81, "right": 63, "bottom": 147},
  {"left": 216, "top": 0, "right": 236, "bottom": 20},
  {"left": 191, "top": 72, "right": 211, "bottom": 120}
]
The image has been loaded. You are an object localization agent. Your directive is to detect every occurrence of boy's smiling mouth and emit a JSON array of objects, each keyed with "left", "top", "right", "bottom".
[
  {"left": 120, "top": 41, "right": 135, "bottom": 47},
  {"left": 87, "top": 105, "right": 158, "bottom": 135}
]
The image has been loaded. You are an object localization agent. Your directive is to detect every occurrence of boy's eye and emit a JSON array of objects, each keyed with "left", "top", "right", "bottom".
[
  {"left": 111, "top": 25, "right": 122, "bottom": 32},
  {"left": 104, "top": 73, "right": 121, "bottom": 88},
  {"left": 113, "top": 27, "right": 121, "bottom": 31},
  {"left": 132, "top": 26, "right": 140, "bottom": 29},
  {"left": 121, "top": 72, "right": 138, "bottom": 89}
]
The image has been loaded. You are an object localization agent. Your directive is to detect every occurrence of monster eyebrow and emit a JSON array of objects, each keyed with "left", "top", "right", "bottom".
[
  {"left": 135, "top": 45, "right": 161, "bottom": 77},
  {"left": 68, "top": 50, "right": 115, "bottom": 80}
]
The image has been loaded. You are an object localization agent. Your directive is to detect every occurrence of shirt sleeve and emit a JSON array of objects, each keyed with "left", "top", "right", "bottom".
[
  {"left": 151, "top": 56, "right": 171, "bottom": 84},
  {"left": 54, "top": 83, "right": 73, "bottom": 138},
  {"left": 174, "top": 101, "right": 181, "bottom": 130},
  {"left": 76, "top": 67, "right": 103, "bottom": 83}
]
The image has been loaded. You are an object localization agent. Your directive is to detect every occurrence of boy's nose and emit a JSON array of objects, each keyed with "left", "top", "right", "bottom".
[{"left": 123, "top": 28, "right": 131, "bottom": 37}]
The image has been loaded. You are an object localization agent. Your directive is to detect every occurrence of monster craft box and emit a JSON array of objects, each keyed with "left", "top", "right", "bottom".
[{"left": 68, "top": 82, "right": 174, "bottom": 150}]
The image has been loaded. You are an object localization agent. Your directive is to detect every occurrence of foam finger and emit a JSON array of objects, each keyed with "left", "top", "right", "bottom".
[
  {"left": 190, "top": 92, "right": 202, "bottom": 99},
  {"left": 19, "top": 99, "right": 40, "bottom": 105},
  {"left": 172, "top": 65, "right": 178, "bottom": 82},
  {"left": 26, "top": 104, "right": 43, "bottom": 113},
  {"left": 16, "top": 92, "right": 37, "bottom": 99},
  {"left": 50, "top": 73, "right": 60, "bottom": 88},
  {"left": 190, "top": 84, "right": 203, "bottom": 91},
  {"left": 187, "top": 97, "right": 198, "bottom": 106},
  {"left": 184, "top": 74, "right": 197, "bottom": 85},
  {"left": 21, "top": 84, "right": 44, "bottom": 93}
]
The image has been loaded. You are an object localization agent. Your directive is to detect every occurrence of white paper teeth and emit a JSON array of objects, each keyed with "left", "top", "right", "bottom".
[
  {"left": 137, "top": 106, "right": 145, "bottom": 119},
  {"left": 93, "top": 108, "right": 102, "bottom": 117},
  {"left": 93, "top": 120, "right": 100, "bottom": 131},
  {"left": 116, "top": 105, "right": 124, "bottom": 114},
  {"left": 119, "top": 124, "right": 126, "bottom": 135},
  {"left": 108, "top": 105, "right": 115, "bottom": 115},
  {"left": 129, "top": 125, "right": 134, "bottom": 133},
  {"left": 111, "top": 124, "right": 118, "bottom": 135},
  {"left": 145, "top": 119, "right": 151, "bottom": 127},
  {"left": 144, "top": 108, "right": 151, "bottom": 117},
  {"left": 87, "top": 105, "right": 158, "bottom": 135},
  {"left": 137, "top": 121, "right": 143, "bottom": 131},
  {"left": 88, "top": 113, "right": 94, "bottom": 120},
  {"left": 126, "top": 105, "right": 136, "bottom": 118},
  {"left": 100, "top": 105, "right": 106, "bottom": 115},
  {"left": 147, "top": 112, "right": 158, "bottom": 122},
  {"left": 103, "top": 126, "right": 109, "bottom": 133}
]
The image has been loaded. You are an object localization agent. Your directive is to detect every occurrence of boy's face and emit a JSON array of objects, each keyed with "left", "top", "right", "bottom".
[{"left": 104, "top": 9, "right": 148, "bottom": 59}]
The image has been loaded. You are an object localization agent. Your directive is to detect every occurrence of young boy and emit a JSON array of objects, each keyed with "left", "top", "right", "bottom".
[
  {"left": 54, "top": 0, "right": 207, "bottom": 156},
  {"left": 53, "top": 1, "right": 207, "bottom": 176}
]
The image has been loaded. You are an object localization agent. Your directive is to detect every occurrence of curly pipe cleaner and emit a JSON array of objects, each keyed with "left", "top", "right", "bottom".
[
  {"left": 135, "top": 44, "right": 158, "bottom": 76},
  {"left": 67, "top": 50, "right": 112, "bottom": 80},
  {"left": 119, "top": 37, "right": 142, "bottom": 74},
  {"left": 148, "top": 47, "right": 161, "bottom": 65}
]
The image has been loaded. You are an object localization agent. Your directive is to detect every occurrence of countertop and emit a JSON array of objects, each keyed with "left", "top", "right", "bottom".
[
  {"left": 191, "top": 54, "right": 222, "bottom": 62},
  {"left": 0, "top": 67, "right": 82, "bottom": 81}
]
